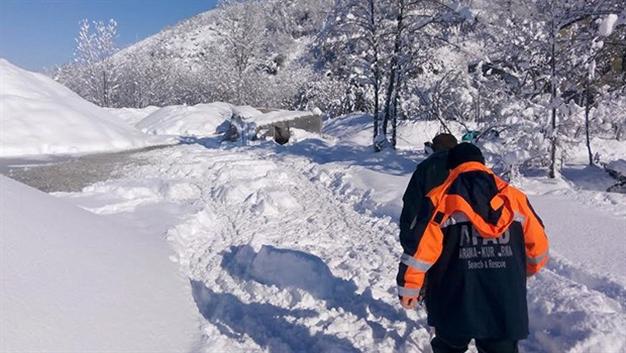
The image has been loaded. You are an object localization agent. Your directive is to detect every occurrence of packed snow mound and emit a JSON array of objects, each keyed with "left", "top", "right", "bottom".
[
  {"left": 396, "top": 119, "right": 469, "bottom": 150},
  {"left": 323, "top": 113, "right": 375, "bottom": 146},
  {"left": 570, "top": 137, "right": 626, "bottom": 164},
  {"left": 136, "top": 102, "right": 234, "bottom": 136},
  {"left": 249, "top": 110, "right": 314, "bottom": 127},
  {"left": 324, "top": 113, "right": 468, "bottom": 149},
  {"left": 232, "top": 105, "right": 263, "bottom": 119},
  {"left": 0, "top": 176, "right": 200, "bottom": 352},
  {"left": 0, "top": 59, "right": 158, "bottom": 157},
  {"left": 599, "top": 14, "right": 619, "bottom": 36},
  {"left": 105, "top": 106, "right": 160, "bottom": 125}
]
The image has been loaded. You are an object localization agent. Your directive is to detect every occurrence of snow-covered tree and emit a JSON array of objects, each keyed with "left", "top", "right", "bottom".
[
  {"left": 317, "top": 0, "right": 388, "bottom": 148},
  {"left": 209, "top": 0, "right": 269, "bottom": 105},
  {"left": 72, "top": 19, "right": 120, "bottom": 107}
]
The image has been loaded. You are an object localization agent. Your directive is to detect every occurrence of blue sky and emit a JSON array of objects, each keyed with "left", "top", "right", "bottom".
[{"left": 0, "top": 0, "right": 219, "bottom": 71}]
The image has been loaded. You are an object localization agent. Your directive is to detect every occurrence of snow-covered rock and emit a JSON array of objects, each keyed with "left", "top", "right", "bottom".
[
  {"left": 0, "top": 59, "right": 158, "bottom": 157},
  {"left": 0, "top": 176, "right": 200, "bottom": 352},
  {"left": 136, "top": 102, "right": 234, "bottom": 136}
]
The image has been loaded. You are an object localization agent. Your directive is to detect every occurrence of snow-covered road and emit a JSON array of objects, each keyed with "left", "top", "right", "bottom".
[{"left": 52, "top": 140, "right": 626, "bottom": 353}]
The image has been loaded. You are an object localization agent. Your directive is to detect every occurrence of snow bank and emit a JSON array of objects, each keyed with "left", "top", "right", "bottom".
[
  {"left": 323, "top": 113, "right": 375, "bottom": 146},
  {"left": 324, "top": 113, "right": 469, "bottom": 149},
  {"left": 567, "top": 137, "right": 626, "bottom": 164},
  {"left": 105, "top": 106, "right": 160, "bottom": 125},
  {"left": 599, "top": 14, "right": 619, "bottom": 36},
  {"left": 249, "top": 110, "right": 313, "bottom": 127},
  {"left": 136, "top": 102, "right": 234, "bottom": 136},
  {"left": 396, "top": 119, "right": 469, "bottom": 150},
  {"left": 0, "top": 176, "right": 200, "bottom": 352},
  {"left": 232, "top": 105, "right": 263, "bottom": 119},
  {"left": 0, "top": 59, "right": 157, "bottom": 157}
]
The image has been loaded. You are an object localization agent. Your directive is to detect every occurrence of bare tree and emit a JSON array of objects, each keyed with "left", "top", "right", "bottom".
[{"left": 72, "top": 19, "right": 119, "bottom": 106}]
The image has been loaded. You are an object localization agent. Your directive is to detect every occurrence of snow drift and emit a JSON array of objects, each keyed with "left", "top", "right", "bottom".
[
  {"left": 0, "top": 176, "right": 200, "bottom": 352},
  {"left": 0, "top": 59, "right": 158, "bottom": 157},
  {"left": 136, "top": 102, "right": 235, "bottom": 136},
  {"left": 105, "top": 105, "right": 160, "bottom": 125}
]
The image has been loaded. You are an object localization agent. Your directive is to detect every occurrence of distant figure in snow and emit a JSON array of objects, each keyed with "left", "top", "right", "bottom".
[{"left": 396, "top": 143, "right": 549, "bottom": 353}]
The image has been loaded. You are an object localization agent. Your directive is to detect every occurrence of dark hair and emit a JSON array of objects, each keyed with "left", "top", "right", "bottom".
[
  {"left": 447, "top": 142, "right": 485, "bottom": 169},
  {"left": 432, "top": 133, "right": 458, "bottom": 152}
]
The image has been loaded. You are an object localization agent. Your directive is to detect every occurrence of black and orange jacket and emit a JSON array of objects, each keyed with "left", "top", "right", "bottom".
[{"left": 396, "top": 161, "right": 549, "bottom": 339}]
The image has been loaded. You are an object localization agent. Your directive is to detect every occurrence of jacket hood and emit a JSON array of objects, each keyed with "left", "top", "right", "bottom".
[{"left": 427, "top": 161, "right": 517, "bottom": 238}]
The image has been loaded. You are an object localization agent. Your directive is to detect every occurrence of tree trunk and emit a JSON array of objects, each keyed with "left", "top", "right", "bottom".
[
  {"left": 584, "top": 82, "right": 593, "bottom": 166},
  {"left": 373, "top": 90, "right": 380, "bottom": 151},
  {"left": 103, "top": 70, "right": 108, "bottom": 107},
  {"left": 476, "top": 85, "right": 481, "bottom": 122},
  {"left": 548, "top": 24, "right": 558, "bottom": 179},
  {"left": 382, "top": 72, "right": 395, "bottom": 136},
  {"left": 549, "top": 106, "right": 557, "bottom": 178},
  {"left": 382, "top": 0, "right": 404, "bottom": 140},
  {"left": 391, "top": 93, "right": 398, "bottom": 148},
  {"left": 370, "top": 0, "right": 381, "bottom": 152}
]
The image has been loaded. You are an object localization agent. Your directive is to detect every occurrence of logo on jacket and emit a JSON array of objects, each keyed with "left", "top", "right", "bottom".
[{"left": 458, "top": 224, "right": 513, "bottom": 270}]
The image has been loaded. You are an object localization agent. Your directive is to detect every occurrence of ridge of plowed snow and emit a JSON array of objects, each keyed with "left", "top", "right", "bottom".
[
  {"left": 0, "top": 175, "right": 201, "bottom": 352},
  {"left": 0, "top": 59, "right": 159, "bottom": 157},
  {"left": 136, "top": 102, "right": 234, "bottom": 136}
]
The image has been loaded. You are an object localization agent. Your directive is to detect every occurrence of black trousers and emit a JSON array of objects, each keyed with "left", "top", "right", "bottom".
[{"left": 431, "top": 335, "right": 519, "bottom": 353}]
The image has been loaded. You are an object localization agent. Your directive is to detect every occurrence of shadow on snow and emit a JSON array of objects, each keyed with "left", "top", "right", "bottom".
[
  {"left": 190, "top": 245, "right": 418, "bottom": 352},
  {"left": 274, "top": 139, "right": 420, "bottom": 176}
]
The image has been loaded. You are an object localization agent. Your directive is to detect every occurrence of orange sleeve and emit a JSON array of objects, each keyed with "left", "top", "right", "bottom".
[
  {"left": 398, "top": 214, "right": 445, "bottom": 296},
  {"left": 520, "top": 196, "right": 549, "bottom": 276}
]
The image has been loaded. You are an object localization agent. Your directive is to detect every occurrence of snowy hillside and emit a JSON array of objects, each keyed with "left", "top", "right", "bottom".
[
  {"left": 27, "top": 113, "right": 621, "bottom": 353},
  {"left": 54, "top": 0, "right": 333, "bottom": 109},
  {"left": 0, "top": 175, "right": 201, "bottom": 352},
  {"left": 0, "top": 59, "right": 160, "bottom": 157},
  {"left": 112, "top": 10, "right": 220, "bottom": 66}
]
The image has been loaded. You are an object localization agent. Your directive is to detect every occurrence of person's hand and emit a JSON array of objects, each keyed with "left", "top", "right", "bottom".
[{"left": 400, "top": 296, "right": 419, "bottom": 309}]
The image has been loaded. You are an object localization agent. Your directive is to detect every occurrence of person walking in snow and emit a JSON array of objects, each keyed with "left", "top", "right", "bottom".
[
  {"left": 398, "top": 133, "right": 458, "bottom": 256},
  {"left": 397, "top": 143, "right": 549, "bottom": 353}
]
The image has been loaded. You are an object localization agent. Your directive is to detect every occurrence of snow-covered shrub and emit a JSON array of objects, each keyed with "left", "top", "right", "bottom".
[
  {"left": 478, "top": 101, "right": 550, "bottom": 180},
  {"left": 592, "top": 90, "right": 626, "bottom": 141}
]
